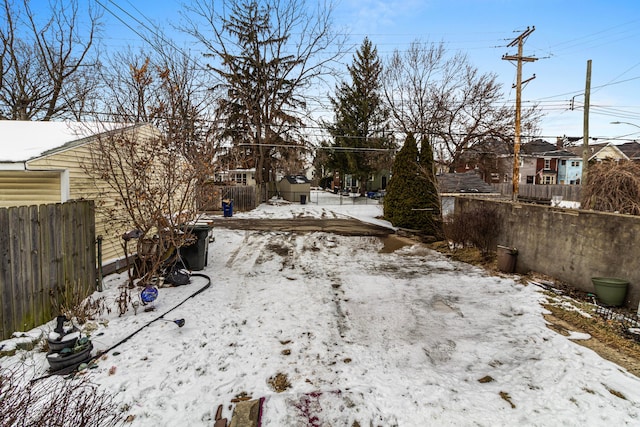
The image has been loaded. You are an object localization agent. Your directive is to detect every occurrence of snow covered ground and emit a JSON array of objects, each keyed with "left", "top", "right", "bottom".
[{"left": 4, "top": 190, "right": 640, "bottom": 426}]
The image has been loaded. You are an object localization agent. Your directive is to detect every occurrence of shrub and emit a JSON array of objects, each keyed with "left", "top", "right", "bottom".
[
  {"left": 444, "top": 204, "right": 502, "bottom": 257},
  {"left": 50, "top": 290, "right": 109, "bottom": 325},
  {"left": 383, "top": 133, "right": 443, "bottom": 238},
  {"left": 582, "top": 160, "right": 640, "bottom": 215},
  {"left": 0, "top": 365, "right": 124, "bottom": 427}
]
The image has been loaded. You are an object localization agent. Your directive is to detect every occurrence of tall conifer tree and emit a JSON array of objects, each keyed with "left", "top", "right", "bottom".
[{"left": 326, "top": 37, "right": 392, "bottom": 193}]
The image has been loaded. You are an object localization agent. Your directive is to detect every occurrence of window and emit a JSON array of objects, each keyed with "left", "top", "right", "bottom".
[
  {"left": 544, "top": 159, "right": 551, "bottom": 169},
  {"left": 561, "top": 160, "right": 566, "bottom": 165},
  {"left": 543, "top": 175, "right": 555, "bottom": 185},
  {"left": 571, "top": 161, "right": 580, "bottom": 167},
  {"left": 233, "top": 173, "right": 247, "bottom": 185},
  {"left": 526, "top": 176, "right": 534, "bottom": 184}
]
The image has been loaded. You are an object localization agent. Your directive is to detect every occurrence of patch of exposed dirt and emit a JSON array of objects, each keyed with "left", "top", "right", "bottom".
[{"left": 208, "top": 217, "right": 392, "bottom": 237}]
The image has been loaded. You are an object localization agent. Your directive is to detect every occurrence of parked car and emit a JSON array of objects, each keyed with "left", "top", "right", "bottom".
[{"left": 366, "top": 190, "right": 385, "bottom": 200}]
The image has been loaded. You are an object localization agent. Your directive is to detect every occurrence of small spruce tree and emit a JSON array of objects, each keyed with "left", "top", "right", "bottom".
[{"left": 384, "top": 133, "right": 444, "bottom": 238}]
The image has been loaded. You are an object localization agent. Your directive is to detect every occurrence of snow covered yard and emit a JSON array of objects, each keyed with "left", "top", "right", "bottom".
[{"left": 4, "top": 192, "right": 640, "bottom": 426}]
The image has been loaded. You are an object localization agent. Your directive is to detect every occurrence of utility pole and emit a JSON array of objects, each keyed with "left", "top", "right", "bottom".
[
  {"left": 502, "top": 27, "right": 537, "bottom": 201},
  {"left": 581, "top": 60, "right": 592, "bottom": 189}
]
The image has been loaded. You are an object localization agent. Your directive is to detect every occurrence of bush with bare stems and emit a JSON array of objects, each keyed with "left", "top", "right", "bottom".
[
  {"left": 582, "top": 160, "right": 640, "bottom": 215},
  {"left": 444, "top": 204, "right": 502, "bottom": 258},
  {"left": 0, "top": 365, "right": 124, "bottom": 427}
]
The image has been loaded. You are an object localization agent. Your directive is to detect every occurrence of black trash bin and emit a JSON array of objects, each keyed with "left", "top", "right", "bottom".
[
  {"left": 222, "top": 199, "right": 233, "bottom": 217},
  {"left": 300, "top": 194, "right": 307, "bottom": 205},
  {"left": 179, "top": 224, "right": 210, "bottom": 271}
]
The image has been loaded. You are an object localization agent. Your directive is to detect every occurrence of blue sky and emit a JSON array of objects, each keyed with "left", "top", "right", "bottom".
[{"left": 89, "top": 1, "right": 640, "bottom": 142}]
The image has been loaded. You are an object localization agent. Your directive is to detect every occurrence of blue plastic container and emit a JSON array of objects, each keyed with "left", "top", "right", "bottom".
[{"left": 222, "top": 199, "right": 233, "bottom": 217}]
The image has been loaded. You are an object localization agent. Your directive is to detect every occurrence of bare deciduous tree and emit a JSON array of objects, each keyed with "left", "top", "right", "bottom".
[
  {"left": 99, "top": 47, "right": 216, "bottom": 169},
  {"left": 0, "top": 0, "right": 102, "bottom": 121},
  {"left": 86, "top": 52, "right": 214, "bottom": 289},
  {"left": 383, "top": 40, "right": 541, "bottom": 173}
]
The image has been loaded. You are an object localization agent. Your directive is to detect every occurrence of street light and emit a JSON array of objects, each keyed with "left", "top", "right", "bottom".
[{"left": 611, "top": 121, "right": 640, "bottom": 129}]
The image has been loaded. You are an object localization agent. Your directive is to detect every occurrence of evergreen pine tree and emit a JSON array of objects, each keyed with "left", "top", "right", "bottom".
[
  {"left": 384, "top": 133, "right": 444, "bottom": 238},
  {"left": 326, "top": 37, "right": 391, "bottom": 192}
]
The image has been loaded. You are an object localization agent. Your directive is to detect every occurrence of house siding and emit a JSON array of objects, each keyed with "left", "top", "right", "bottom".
[
  {"left": 592, "top": 145, "right": 626, "bottom": 161},
  {"left": 23, "top": 124, "right": 159, "bottom": 266},
  {"left": 558, "top": 158, "right": 582, "bottom": 184},
  {"left": 0, "top": 170, "right": 61, "bottom": 207}
]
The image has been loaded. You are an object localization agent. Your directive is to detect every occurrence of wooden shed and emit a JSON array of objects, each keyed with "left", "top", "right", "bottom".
[
  {"left": 0, "top": 121, "right": 160, "bottom": 272},
  {"left": 279, "top": 175, "right": 311, "bottom": 203}
]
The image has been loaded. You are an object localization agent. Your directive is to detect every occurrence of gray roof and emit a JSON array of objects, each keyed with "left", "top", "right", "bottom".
[
  {"left": 437, "top": 171, "right": 496, "bottom": 194},
  {"left": 521, "top": 139, "right": 557, "bottom": 154},
  {"left": 534, "top": 149, "right": 576, "bottom": 158},
  {"left": 283, "top": 175, "right": 310, "bottom": 184},
  {"left": 616, "top": 141, "right": 640, "bottom": 159}
]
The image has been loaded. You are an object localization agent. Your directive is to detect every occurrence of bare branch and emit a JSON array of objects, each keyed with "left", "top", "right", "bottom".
[
  {"left": 383, "top": 40, "right": 541, "bottom": 173},
  {"left": 0, "top": 0, "right": 102, "bottom": 121}
]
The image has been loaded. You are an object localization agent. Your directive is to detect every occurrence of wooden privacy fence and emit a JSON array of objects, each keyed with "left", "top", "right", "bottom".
[
  {"left": 0, "top": 201, "right": 96, "bottom": 340},
  {"left": 492, "top": 183, "right": 582, "bottom": 202},
  {"left": 198, "top": 183, "right": 257, "bottom": 212}
]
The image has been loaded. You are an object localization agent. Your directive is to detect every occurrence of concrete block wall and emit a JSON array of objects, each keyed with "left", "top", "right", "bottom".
[{"left": 455, "top": 197, "right": 640, "bottom": 309}]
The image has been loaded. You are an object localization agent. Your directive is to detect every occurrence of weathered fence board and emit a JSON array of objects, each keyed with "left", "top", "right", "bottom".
[
  {"left": 199, "top": 184, "right": 257, "bottom": 213},
  {"left": 492, "top": 183, "right": 582, "bottom": 202},
  {"left": 0, "top": 201, "right": 96, "bottom": 340},
  {"left": 0, "top": 207, "right": 11, "bottom": 340}
]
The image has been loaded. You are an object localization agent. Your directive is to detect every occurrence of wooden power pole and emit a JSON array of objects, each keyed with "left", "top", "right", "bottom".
[
  {"left": 502, "top": 27, "right": 537, "bottom": 201},
  {"left": 581, "top": 60, "right": 592, "bottom": 189}
]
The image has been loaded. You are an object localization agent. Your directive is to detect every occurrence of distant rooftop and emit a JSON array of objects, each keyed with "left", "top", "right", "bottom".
[{"left": 437, "top": 171, "right": 497, "bottom": 194}]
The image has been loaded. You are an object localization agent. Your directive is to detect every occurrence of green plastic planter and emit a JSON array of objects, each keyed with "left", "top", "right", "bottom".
[{"left": 591, "top": 277, "right": 629, "bottom": 307}]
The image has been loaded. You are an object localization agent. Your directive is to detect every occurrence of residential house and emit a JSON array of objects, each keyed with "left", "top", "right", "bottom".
[
  {"left": 519, "top": 140, "right": 558, "bottom": 184},
  {"left": 616, "top": 141, "right": 640, "bottom": 161},
  {"left": 577, "top": 141, "right": 640, "bottom": 163},
  {"left": 214, "top": 168, "right": 257, "bottom": 186},
  {"left": 588, "top": 142, "right": 627, "bottom": 162},
  {"left": 336, "top": 170, "right": 390, "bottom": 194},
  {"left": 496, "top": 139, "right": 584, "bottom": 185},
  {"left": 469, "top": 136, "right": 640, "bottom": 189},
  {"left": 557, "top": 156, "right": 583, "bottom": 185},
  {"left": 455, "top": 138, "right": 512, "bottom": 183},
  {"left": 0, "top": 121, "right": 160, "bottom": 272},
  {"left": 561, "top": 140, "right": 640, "bottom": 181}
]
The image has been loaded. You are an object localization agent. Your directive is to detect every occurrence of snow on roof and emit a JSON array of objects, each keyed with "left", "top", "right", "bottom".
[
  {"left": 283, "top": 175, "right": 310, "bottom": 184},
  {"left": 0, "top": 120, "right": 121, "bottom": 162}
]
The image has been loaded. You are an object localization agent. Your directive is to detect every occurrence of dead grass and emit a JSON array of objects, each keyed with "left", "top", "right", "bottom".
[
  {"left": 268, "top": 372, "right": 291, "bottom": 393},
  {"left": 542, "top": 304, "right": 640, "bottom": 377}
]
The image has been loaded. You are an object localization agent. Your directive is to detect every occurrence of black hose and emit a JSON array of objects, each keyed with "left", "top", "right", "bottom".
[
  {"left": 31, "top": 273, "right": 211, "bottom": 383},
  {"left": 94, "top": 273, "right": 211, "bottom": 356}
]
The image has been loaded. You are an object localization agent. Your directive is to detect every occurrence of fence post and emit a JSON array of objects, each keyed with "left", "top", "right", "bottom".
[{"left": 96, "top": 235, "right": 103, "bottom": 292}]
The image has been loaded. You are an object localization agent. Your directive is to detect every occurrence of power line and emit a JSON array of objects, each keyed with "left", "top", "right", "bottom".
[{"left": 95, "top": 0, "right": 206, "bottom": 70}]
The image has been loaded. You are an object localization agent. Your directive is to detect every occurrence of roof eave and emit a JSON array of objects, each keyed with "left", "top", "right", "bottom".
[{"left": 0, "top": 162, "right": 27, "bottom": 171}]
